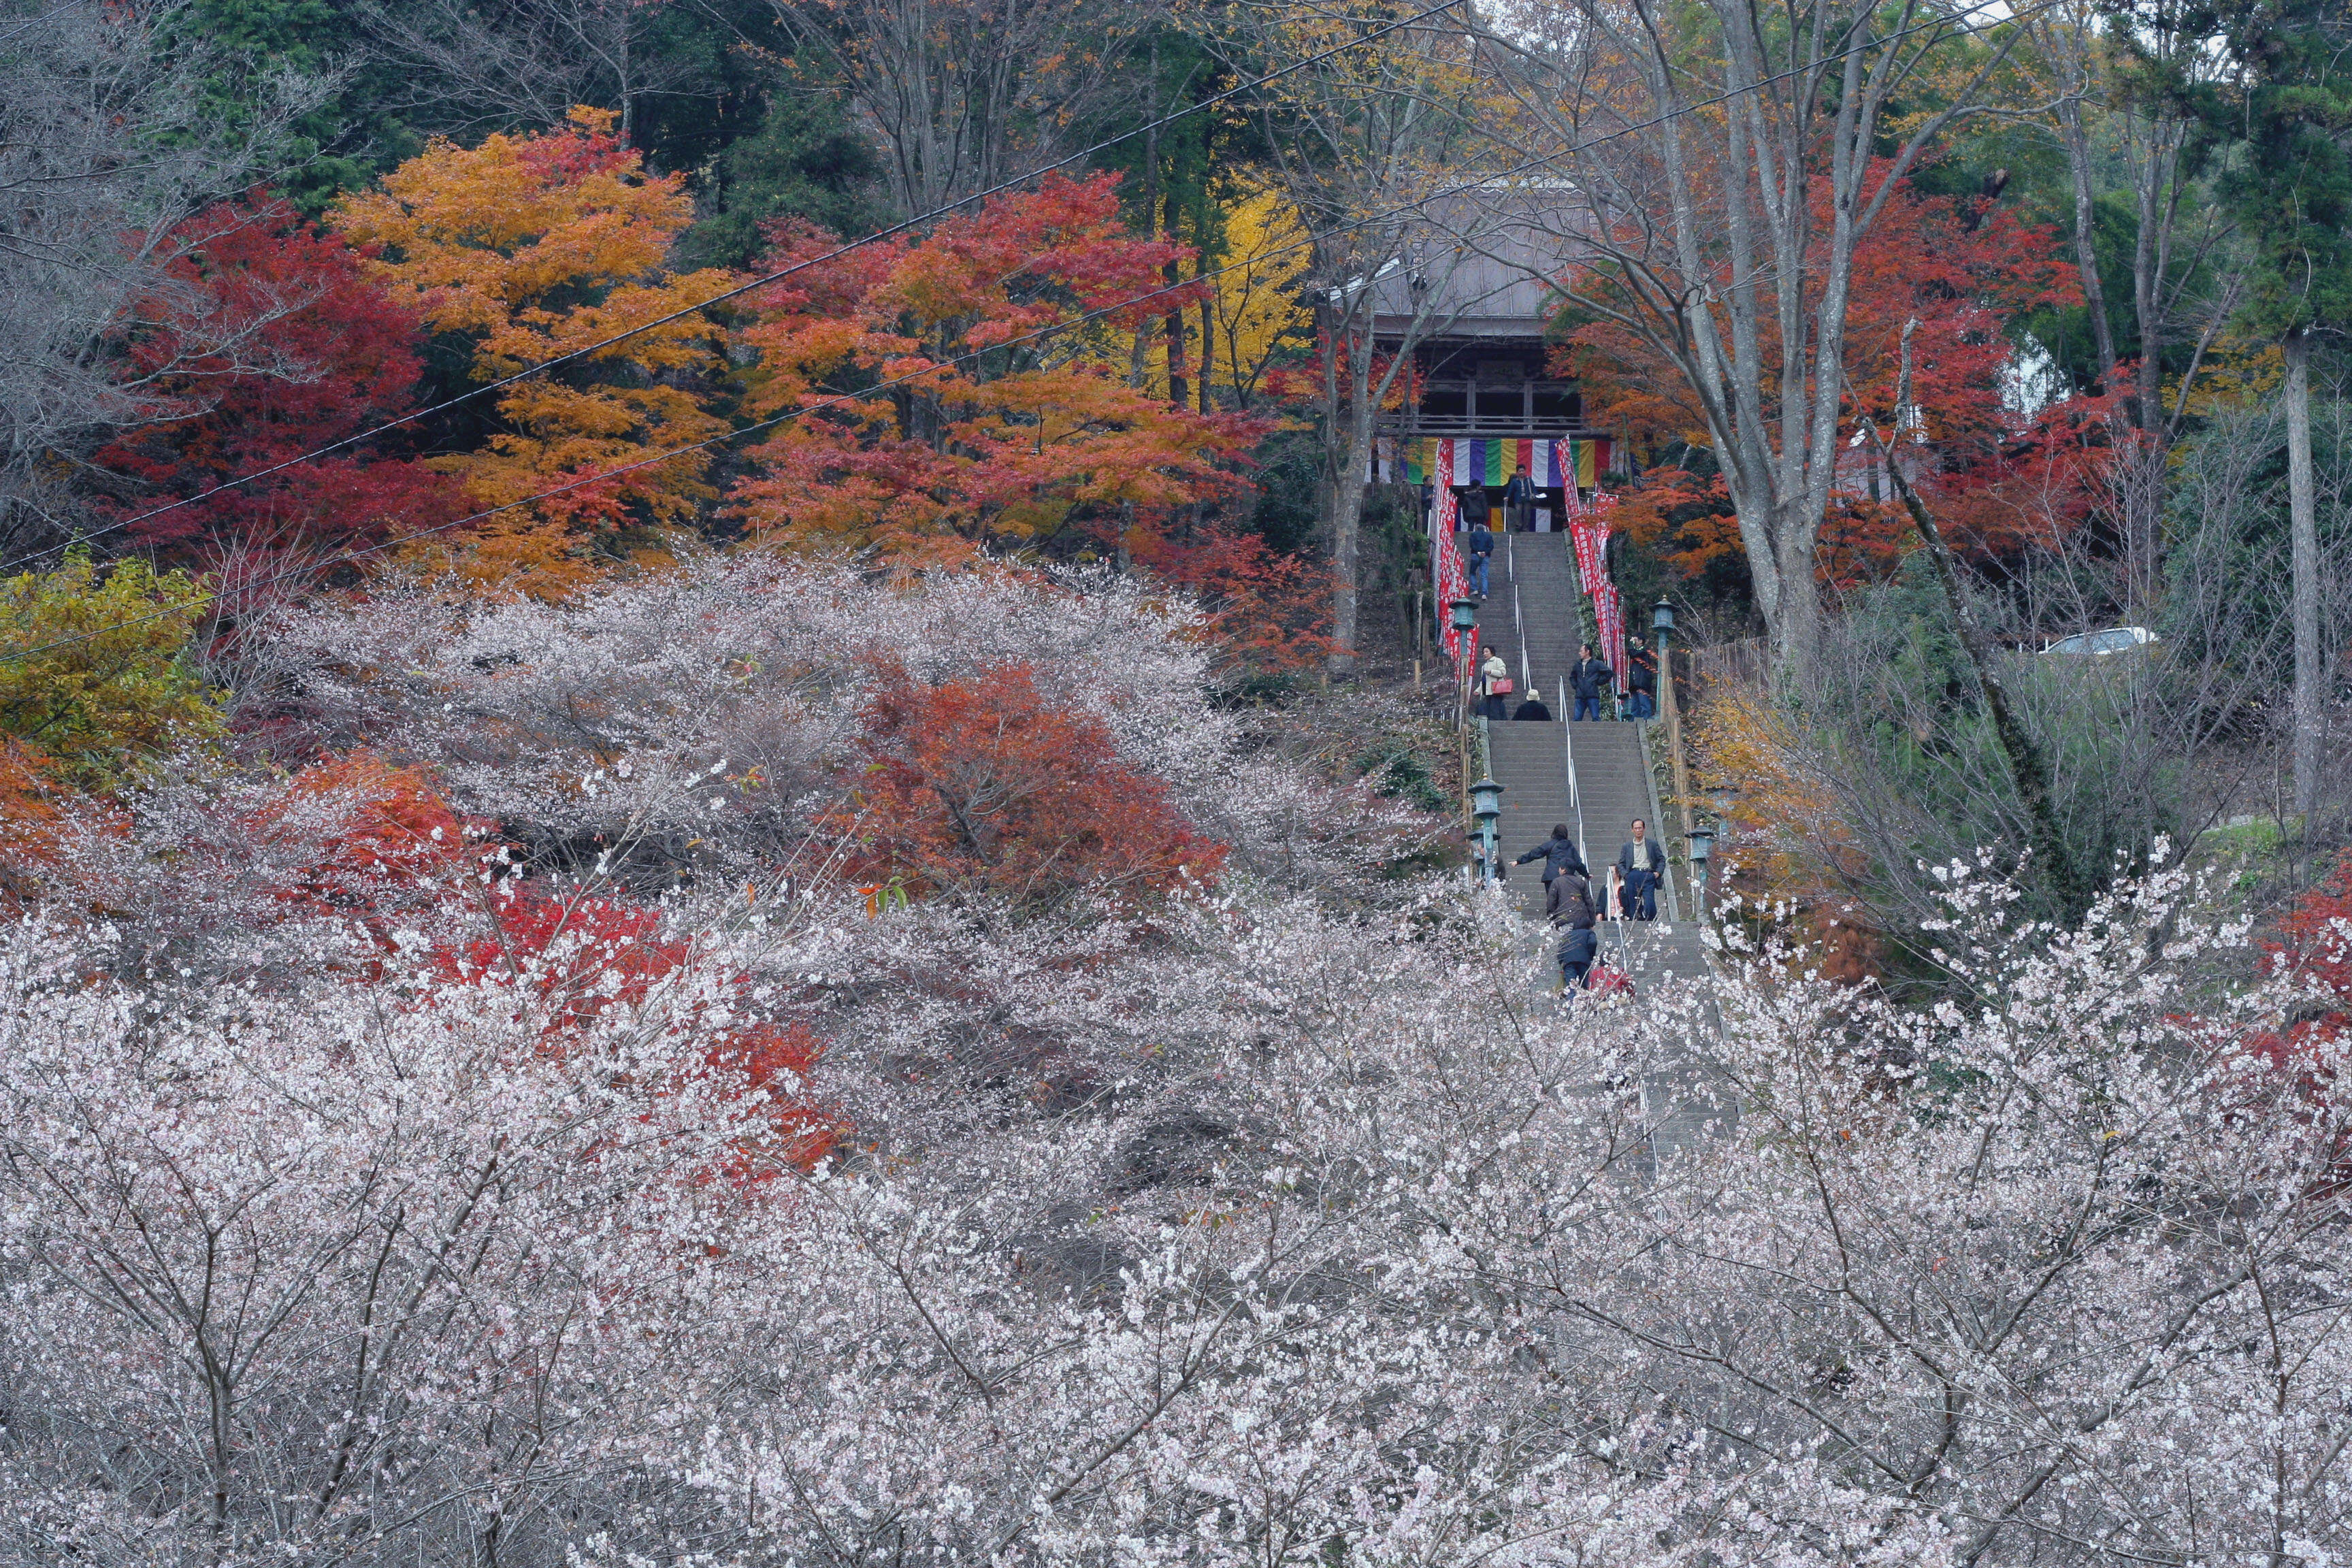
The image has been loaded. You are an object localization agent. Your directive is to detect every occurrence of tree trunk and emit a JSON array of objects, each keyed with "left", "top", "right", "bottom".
[
  {"left": 1323, "top": 309, "right": 1372, "bottom": 676},
  {"left": 2128, "top": 121, "right": 2187, "bottom": 436},
  {"left": 1769, "top": 501, "right": 1822, "bottom": 685},
  {"left": 2286, "top": 328, "right": 2321, "bottom": 819},
  {"left": 1164, "top": 187, "right": 1189, "bottom": 409},
  {"left": 1197, "top": 291, "right": 1215, "bottom": 414},
  {"left": 2059, "top": 95, "right": 2118, "bottom": 395},
  {"left": 1139, "top": 31, "right": 1160, "bottom": 395}
]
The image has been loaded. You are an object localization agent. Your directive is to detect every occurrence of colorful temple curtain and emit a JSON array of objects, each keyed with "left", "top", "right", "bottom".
[{"left": 1373, "top": 436, "right": 1612, "bottom": 488}]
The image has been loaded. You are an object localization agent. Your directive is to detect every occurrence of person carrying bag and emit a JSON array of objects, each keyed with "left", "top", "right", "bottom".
[{"left": 1478, "top": 649, "right": 1513, "bottom": 719}]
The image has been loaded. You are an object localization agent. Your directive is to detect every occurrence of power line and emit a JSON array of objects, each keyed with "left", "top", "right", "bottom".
[
  {"left": 0, "top": 0, "right": 98, "bottom": 46},
  {"left": 3, "top": 0, "right": 1473, "bottom": 576},
  {"left": 1, "top": 0, "right": 2055, "bottom": 667},
  {"left": 1, "top": 169, "right": 1520, "bottom": 666}
]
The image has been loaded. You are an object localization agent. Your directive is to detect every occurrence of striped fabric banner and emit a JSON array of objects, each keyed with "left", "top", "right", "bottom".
[{"left": 1373, "top": 436, "right": 1612, "bottom": 487}]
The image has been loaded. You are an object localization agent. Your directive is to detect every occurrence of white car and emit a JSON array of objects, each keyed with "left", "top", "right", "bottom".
[{"left": 2041, "top": 625, "right": 2157, "bottom": 657}]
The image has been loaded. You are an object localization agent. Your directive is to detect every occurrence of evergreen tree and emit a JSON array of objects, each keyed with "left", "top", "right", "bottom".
[{"left": 2191, "top": 0, "right": 2352, "bottom": 818}]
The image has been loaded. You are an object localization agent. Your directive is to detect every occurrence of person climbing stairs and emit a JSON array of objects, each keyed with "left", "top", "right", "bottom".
[{"left": 1468, "top": 530, "right": 1710, "bottom": 987}]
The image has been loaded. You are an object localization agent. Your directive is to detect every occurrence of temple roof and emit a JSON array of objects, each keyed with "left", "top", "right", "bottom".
[{"left": 1361, "top": 182, "right": 1597, "bottom": 341}]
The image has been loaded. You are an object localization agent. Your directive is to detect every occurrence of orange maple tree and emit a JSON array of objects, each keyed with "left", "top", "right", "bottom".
[
  {"left": 0, "top": 741, "right": 88, "bottom": 906},
  {"left": 730, "top": 174, "right": 1262, "bottom": 556},
  {"left": 252, "top": 751, "right": 481, "bottom": 926},
  {"left": 832, "top": 659, "right": 1226, "bottom": 908},
  {"left": 333, "top": 109, "right": 735, "bottom": 597}
]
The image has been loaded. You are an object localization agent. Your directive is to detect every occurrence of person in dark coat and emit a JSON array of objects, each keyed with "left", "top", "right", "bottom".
[
  {"left": 1465, "top": 518, "right": 1494, "bottom": 598},
  {"left": 1569, "top": 643, "right": 1612, "bottom": 723},
  {"left": 1514, "top": 823, "right": 1587, "bottom": 887},
  {"left": 1511, "top": 692, "right": 1552, "bottom": 720},
  {"left": 1617, "top": 816, "right": 1667, "bottom": 921},
  {"left": 1503, "top": 465, "right": 1537, "bottom": 532},
  {"left": 1458, "top": 485, "right": 1492, "bottom": 532},
  {"left": 1548, "top": 868, "right": 1599, "bottom": 991},
  {"left": 1624, "top": 634, "right": 1658, "bottom": 720}
]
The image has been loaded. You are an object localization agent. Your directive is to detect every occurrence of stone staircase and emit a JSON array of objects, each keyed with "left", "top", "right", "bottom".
[
  {"left": 1465, "top": 530, "right": 1710, "bottom": 991},
  {"left": 1494, "top": 531, "right": 1582, "bottom": 698}
]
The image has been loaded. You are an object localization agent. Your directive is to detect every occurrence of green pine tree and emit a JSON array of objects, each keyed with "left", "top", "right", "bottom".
[{"left": 2191, "top": 0, "right": 2352, "bottom": 818}]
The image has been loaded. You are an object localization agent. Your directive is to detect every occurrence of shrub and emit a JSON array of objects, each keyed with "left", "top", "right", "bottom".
[
  {"left": 834, "top": 660, "right": 1226, "bottom": 909},
  {"left": 0, "top": 555, "right": 222, "bottom": 787}
]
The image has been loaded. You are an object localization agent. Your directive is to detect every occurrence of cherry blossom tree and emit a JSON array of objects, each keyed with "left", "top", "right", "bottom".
[{"left": 3, "top": 553, "right": 2347, "bottom": 1567}]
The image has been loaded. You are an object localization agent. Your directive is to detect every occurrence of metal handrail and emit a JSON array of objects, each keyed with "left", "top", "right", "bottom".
[
  {"left": 1514, "top": 578, "right": 1530, "bottom": 693},
  {"left": 1558, "top": 681, "right": 1633, "bottom": 980},
  {"left": 1631, "top": 718, "right": 1684, "bottom": 924},
  {"left": 1559, "top": 677, "right": 1587, "bottom": 860},
  {"left": 1473, "top": 715, "right": 1497, "bottom": 883}
]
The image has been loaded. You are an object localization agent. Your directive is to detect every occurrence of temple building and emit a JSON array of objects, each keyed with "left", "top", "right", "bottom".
[{"left": 1364, "top": 188, "right": 1620, "bottom": 529}]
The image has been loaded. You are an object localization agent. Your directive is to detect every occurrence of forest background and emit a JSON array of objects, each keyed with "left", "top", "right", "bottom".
[
  {"left": 5, "top": 0, "right": 2352, "bottom": 1561},
  {"left": 4, "top": 0, "right": 2349, "bottom": 958}
]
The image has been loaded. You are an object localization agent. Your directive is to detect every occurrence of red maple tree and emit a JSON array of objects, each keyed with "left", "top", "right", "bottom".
[
  {"left": 442, "top": 882, "right": 837, "bottom": 1172},
  {"left": 1565, "top": 167, "right": 2080, "bottom": 583},
  {"left": 2260, "top": 853, "right": 2352, "bottom": 1062},
  {"left": 250, "top": 750, "right": 483, "bottom": 928},
  {"left": 730, "top": 174, "right": 1264, "bottom": 557},
  {"left": 1114, "top": 517, "right": 1341, "bottom": 676},
  {"left": 832, "top": 660, "right": 1226, "bottom": 908},
  {"left": 92, "top": 199, "right": 462, "bottom": 563}
]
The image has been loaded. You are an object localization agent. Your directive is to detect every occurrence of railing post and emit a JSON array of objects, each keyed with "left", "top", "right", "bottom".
[{"left": 1653, "top": 601, "right": 1693, "bottom": 853}]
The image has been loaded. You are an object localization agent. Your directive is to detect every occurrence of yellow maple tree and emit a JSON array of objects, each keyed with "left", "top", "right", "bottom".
[
  {"left": 333, "top": 108, "right": 735, "bottom": 597},
  {"left": 1207, "top": 183, "right": 1316, "bottom": 407},
  {"left": 1688, "top": 676, "right": 1867, "bottom": 908},
  {"left": 1140, "top": 181, "right": 1316, "bottom": 408}
]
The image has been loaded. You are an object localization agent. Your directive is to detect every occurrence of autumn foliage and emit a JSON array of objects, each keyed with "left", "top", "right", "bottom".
[
  {"left": 1566, "top": 168, "right": 2080, "bottom": 583},
  {"left": 442, "top": 882, "right": 836, "bottom": 1171},
  {"left": 0, "top": 555, "right": 224, "bottom": 788},
  {"left": 252, "top": 750, "right": 480, "bottom": 926},
  {"left": 1116, "top": 517, "right": 1339, "bottom": 675},
  {"left": 333, "top": 108, "right": 736, "bottom": 596},
  {"left": 2255, "top": 853, "right": 2352, "bottom": 1073},
  {"left": 732, "top": 174, "right": 1262, "bottom": 555},
  {"left": 834, "top": 660, "right": 1226, "bottom": 907},
  {"left": 0, "top": 742, "right": 80, "bottom": 903},
  {"left": 91, "top": 199, "right": 461, "bottom": 564}
]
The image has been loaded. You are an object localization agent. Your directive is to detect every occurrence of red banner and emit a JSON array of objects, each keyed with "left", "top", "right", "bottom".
[
  {"left": 1569, "top": 515, "right": 1603, "bottom": 593},
  {"left": 1433, "top": 440, "right": 1467, "bottom": 662},
  {"left": 1570, "top": 497, "right": 1627, "bottom": 692}
]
